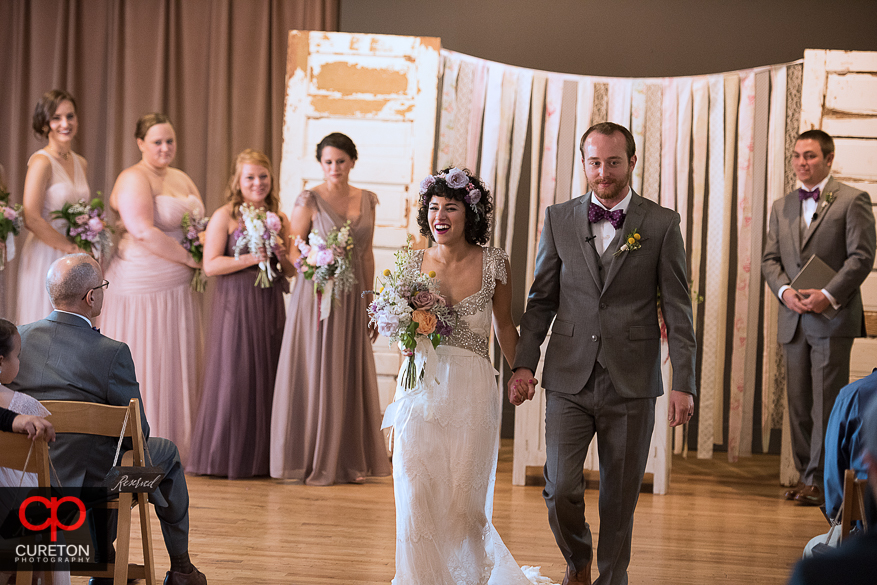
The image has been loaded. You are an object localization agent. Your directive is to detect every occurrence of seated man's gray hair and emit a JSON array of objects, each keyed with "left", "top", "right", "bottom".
[{"left": 46, "top": 253, "right": 100, "bottom": 306}]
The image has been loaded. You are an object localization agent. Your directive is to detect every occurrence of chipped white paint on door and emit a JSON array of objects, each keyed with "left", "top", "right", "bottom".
[
  {"left": 281, "top": 31, "right": 441, "bottom": 410},
  {"left": 800, "top": 49, "right": 877, "bottom": 382}
]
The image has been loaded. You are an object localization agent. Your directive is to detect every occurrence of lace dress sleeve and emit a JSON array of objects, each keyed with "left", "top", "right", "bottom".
[
  {"left": 8, "top": 392, "right": 51, "bottom": 417},
  {"left": 487, "top": 247, "right": 509, "bottom": 285}
]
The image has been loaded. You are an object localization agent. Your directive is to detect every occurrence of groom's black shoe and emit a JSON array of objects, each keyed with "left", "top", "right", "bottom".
[{"left": 562, "top": 560, "right": 592, "bottom": 585}]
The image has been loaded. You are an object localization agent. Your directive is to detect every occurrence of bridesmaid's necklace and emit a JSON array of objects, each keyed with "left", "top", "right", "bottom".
[{"left": 46, "top": 145, "right": 70, "bottom": 161}]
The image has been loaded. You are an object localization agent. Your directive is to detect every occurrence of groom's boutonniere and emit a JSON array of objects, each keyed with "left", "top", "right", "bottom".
[
  {"left": 614, "top": 228, "right": 642, "bottom": 257},
  {"left": 815, "top": 190, "right": 836, "bottom": 219}
]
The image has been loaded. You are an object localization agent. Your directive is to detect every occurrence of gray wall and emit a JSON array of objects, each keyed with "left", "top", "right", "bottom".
[{"left": 340, "top": 0, "right": 877, "bottom": 77}]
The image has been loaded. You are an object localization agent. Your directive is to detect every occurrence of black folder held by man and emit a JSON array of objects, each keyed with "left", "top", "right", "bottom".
[{"left": 790, "top": 255, "right": 838, "bottom": 319}]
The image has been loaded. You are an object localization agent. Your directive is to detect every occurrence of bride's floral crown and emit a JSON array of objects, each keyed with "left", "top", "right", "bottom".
[{"left": 418, "top": 167, "right": 483, "bottom": 217}]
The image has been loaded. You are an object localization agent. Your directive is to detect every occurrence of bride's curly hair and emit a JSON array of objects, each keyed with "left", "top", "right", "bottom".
[{"left": 417, "top": 167, "right": 493, "bottom": 245}]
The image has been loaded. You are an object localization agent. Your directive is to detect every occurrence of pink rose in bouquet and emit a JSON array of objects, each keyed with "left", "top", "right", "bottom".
[
  {"left": 411, "top": 290, "right": 440, "bottom": 310},
  {"left": 88, "top": 217, "right": 105, "bottom": 233},
  {"left": 265, "top": 212, "right": 282, "bottom": 233}
]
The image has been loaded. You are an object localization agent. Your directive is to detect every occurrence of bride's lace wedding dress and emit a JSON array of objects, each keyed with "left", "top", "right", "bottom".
[{"left": 384, "top": 247, "right": 553, "bottom": 585}]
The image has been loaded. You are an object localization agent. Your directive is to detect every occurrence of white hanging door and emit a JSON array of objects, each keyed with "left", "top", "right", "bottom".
[
  {"left": 800, "top": 50, "right": 877, "bottom": 382},
  {"left": 280, "top": 30, "right": 441, "bottom": 409}
]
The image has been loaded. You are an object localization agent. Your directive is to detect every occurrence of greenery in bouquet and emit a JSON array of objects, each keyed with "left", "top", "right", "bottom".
[
  {"left": 181, "top": 211, "right": 209, "bottom": 292},
  {"left": 50, "top": 197, "right": 113, "bottom": 261},
  {"left": 0, "top": 188, "right": 24, "bottom": 270},
  {"left": 365, "top": 237, "right": 456, "bottom": 390}
]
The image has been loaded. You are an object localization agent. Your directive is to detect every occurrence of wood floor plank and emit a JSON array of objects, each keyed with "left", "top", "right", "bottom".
[{"left": 70, "top": 441, "right": 826, "bottom": 584}]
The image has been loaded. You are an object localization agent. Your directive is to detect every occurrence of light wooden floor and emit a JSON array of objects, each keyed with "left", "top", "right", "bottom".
[{"left": 72, "top": 440, "right": 827, "bottom": 584}]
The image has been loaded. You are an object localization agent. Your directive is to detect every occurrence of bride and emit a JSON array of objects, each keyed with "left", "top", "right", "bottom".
[{"left": 384, "top": 168, "right": 551, "bottom": 584}]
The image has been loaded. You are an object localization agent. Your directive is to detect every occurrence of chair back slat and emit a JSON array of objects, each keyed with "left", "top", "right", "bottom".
[
  {"left": 41, "top": 400, "right": 132, "bottom": 437},
  {"left": 841, "top": 468, "right": 869, "bottom": 541}
]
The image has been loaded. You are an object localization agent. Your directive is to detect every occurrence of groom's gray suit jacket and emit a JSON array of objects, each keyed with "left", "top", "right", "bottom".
[{"left": 514, "top": 191, "right": 697, "bottom": 399}]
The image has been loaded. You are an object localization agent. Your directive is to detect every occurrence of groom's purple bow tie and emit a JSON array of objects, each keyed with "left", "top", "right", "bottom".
[
  {"left": 92, "top": 326, "right": 100, "bottom": 333},
  {"left": 798, "top": 187, "right": 820, "bottom": 202},
  {"left": 588, "top": 202, "right": 626, "bottom": 229}
]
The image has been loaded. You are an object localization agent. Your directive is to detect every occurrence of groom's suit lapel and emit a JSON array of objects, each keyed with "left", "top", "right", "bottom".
[
  {"left": 574, "top": 194, "right": 604, "bottom": 288},
  {"left": 602, "top": 193, "right": 645, "bottom": 292}
]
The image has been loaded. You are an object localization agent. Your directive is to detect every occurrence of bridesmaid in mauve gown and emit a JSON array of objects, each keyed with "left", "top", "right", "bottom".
[
  {"left": 270, "top": 133, "right": 391, "bottom": 485},
  {"left": 188, "top": 149, "right": 294, "bottom": 478},
  {"left": 101, "top": 113, "right": 204, "bottom": 462},
  {"left": 17, "top": 90, "right": 88, "bottom": 326}
]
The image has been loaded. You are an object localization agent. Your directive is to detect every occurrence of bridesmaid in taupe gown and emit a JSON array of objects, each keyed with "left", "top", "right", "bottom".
[{"left": 270, "top": 132, "right": 391, "bottom": 485}]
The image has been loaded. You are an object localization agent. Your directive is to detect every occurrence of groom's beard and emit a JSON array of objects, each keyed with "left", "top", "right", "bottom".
[{"left": 591, "top": 177, "right": 629, "bottom": 204}]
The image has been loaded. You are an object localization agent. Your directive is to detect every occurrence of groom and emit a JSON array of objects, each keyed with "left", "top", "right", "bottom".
[{"left": 509, "top": 122, "right": 697, "bottom": 585}]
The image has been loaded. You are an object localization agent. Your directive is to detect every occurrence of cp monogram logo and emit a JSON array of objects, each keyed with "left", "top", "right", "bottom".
[{"left": 19, "top": 496, "right": 87, "bottom": 541}]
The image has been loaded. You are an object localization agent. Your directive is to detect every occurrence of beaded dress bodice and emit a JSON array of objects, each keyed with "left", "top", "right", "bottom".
[{"left": 411, "top": 247, "right": 508, "bottom": 360}]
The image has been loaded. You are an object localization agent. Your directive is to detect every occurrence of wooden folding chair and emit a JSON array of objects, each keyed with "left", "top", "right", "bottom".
[
  {"left": 840, "top": 468, "right": 869, "bottom": 542},
  {"left": 0, "top": 431, "right": 53, "bottom": 585},
  {"left": 42, "top": 398, "right": 157, "bottom": 585}
]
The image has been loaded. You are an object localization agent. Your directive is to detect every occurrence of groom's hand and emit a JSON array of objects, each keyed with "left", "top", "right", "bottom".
[
  {"left": 508, "top": 368, "right": 537, "bottom": 406},
  {"left": 667, "top": 390, "right": 694, "bottom": 427}
]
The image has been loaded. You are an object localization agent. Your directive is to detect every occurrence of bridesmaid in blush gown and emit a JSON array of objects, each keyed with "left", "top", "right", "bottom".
[
  {"left": 270, "top": 133, "right": 391, "bottom": 485},
  {"left": 101, "top": 113, "right": 204, "bottom": 462},
  {"left": 188, "top": 149, "right": 293, "bottom": 478},
  {"left": 17, "top": 90, "right": 88, "bottom": 325}
]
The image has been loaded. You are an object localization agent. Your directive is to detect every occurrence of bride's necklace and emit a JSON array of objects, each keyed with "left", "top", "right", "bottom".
[{"left": 46, "top": 145, "right": 70, "bottom": 161}]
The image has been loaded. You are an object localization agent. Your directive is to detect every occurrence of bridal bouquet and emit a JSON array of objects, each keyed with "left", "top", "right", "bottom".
[
  {"left": 50, "top": 197, "right": 113, "bottom": 261},
  {"left": 366, "top": 237, "right": 455, "bottom": 391},
  {"left": 233, "top": 202, "right": 283, "bottom": 288},
  {"left": 293, "top": 220, "right": 355, "bottom": 321},
  {"left": 0, "top": 188, "right": 23, "bottom": 270},
  {"left": 180, "top": 211, "right": 209, "bottom": 292}
]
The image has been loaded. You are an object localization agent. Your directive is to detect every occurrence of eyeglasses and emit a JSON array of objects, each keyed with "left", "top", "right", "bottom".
[{"left": 82, "top": 280, "right": 110, "bottom": 300}]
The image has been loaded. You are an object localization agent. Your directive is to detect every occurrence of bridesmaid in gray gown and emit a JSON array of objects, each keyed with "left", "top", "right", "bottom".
[{"left": 270, "top": 133, "right": 391, "bottom": 485}]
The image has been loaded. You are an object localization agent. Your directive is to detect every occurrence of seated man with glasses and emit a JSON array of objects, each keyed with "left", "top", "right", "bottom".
[{"left": 9, "top": 253, "right": 207, "bottom": 585}]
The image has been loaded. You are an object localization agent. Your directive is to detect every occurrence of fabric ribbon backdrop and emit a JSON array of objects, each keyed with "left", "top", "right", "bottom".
[{"left": 437, "top": 49, "right": 804, "bottom": 463}]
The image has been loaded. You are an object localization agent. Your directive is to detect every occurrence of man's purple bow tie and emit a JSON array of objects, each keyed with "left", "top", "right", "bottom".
[
  {"left": 798, "top": 187, "right": 820, "bottom": 202},
  {"left": 92, "top": 327, "right": 100, "bottom": 333},
  {"left": 588, "top": 202, "right": 626, "bottom": 229}
]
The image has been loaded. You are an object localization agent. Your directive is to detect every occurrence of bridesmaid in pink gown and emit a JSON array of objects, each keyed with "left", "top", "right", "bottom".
[
  {"left": 17, "top": 90, "right": 89, "bottom": 326},
  {"left": 101, "top": 113, "right": 204, "bottom": 462},
  {"left": 270, "top": 133, "right": 391, "bottom": 485},
  {"left": 188, "top": 149, "right": 294, "bottom": 478}
]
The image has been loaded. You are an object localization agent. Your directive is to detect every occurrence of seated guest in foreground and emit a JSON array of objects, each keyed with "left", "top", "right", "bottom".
[
  {"left": 789, "top": 397, "right": 877, "bottom": 584},
  {"left": 0, "top": 318, "right": 68, "bottom": 585},
  {"left": 803, "top": 369, "right": 877, "bottom": 555},
  {"left": 8, "top": 254, "right": 207, "bottom": 585},
  {"left": 825, "top": 371, "right": 877, "bottom": 523}
]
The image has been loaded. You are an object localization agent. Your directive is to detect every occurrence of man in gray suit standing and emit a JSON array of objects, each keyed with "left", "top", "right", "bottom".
[
  {"left": 509, "top": 122, "right": 697, "bottom": 585},
  {"left": 762, "top": 129, "right": 876, "bottom": 507},
  {"left": 9, "top": 254, "right": 207, "bottom": 585}
]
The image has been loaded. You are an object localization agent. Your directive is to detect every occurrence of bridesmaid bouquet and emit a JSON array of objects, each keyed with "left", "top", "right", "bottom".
[
  {"left": 233, "top": 202, "right": 284, "bottom": 288},
  {"left": 180, "top": 211, "right": 209, "bottom": 292},
  {"left": 51, "top": 197, "right": 113, "bottom": 261},
  {"left": 366, "top": 237, "right": 455, "bottom": 391},
  {"left": 0, "top": 188, "right": 23, "bottom": 270},
  {"left": 293, "top": 220, "right": 355, "bottom": 321}
]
